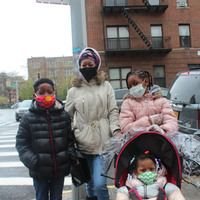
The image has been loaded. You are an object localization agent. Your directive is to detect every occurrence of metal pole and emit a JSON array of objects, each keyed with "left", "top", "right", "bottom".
[
  {"left": 69, "top": 0, "right": 88, "bottom": 199},
  {"left": 72, "top": 184, "right": 86, "bottom": 200},
  {"left": 70, "top": 0, "right": 87, "bottom": 74},
  {"left": 16, "top": 81, "right": 19, "bottom": 104}
]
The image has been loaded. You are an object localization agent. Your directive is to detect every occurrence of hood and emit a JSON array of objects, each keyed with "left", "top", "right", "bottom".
[
  {"left": 149, "top": 85, "right": 163, "bottom": 99},
  {"left": 77, "top": 47, "right": 101, "bottom": 81}
]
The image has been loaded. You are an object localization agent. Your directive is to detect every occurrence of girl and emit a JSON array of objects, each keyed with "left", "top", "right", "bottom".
[
  {"left": 65, "top": 47, "right": 121, "bottom": 200},
  {"left": 116, "top": 152, "right": 185, "bottom": 200},
  {"left": 119, "top": 70, "right": 178, "bottom": 134}
]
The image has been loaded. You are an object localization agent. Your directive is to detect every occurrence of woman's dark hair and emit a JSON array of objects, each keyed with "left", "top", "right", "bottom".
[
  {"left": 34, "top": 78, "right": 54, "bottom": 93},
  {"left": 128, "top": 153, "right": 156, "bottom": 174},
  {"left": 126, "top": 70, "right": 153, "bottom": 90}
]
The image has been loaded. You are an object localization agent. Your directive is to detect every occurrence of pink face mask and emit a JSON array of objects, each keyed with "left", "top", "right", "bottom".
[{"left": 35, "top": 95, "right": 55, "bottom": 108}]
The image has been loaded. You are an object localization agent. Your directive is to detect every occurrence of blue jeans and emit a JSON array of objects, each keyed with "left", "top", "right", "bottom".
[
  {"left": 83, "top": 154, "right": 109, "bottom": 200},
  {"left": 33, "top": 177, "right": 64, "bottom": 200}
]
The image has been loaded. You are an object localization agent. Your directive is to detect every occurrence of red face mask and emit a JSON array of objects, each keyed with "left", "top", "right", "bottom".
[{"left": 35, "top": 95, "right": 56, "bottom": 108}]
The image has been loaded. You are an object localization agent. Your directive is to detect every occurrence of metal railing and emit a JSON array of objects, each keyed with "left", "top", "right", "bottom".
[
  {"left": 107, "top": 36, "right": 171, "bottom": 51},
  {"left": 103, "top": 0, "right": 168, "bottom": 7}
]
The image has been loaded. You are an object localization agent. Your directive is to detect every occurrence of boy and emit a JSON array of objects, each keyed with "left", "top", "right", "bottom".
[{"left": 16, "top": 78, "right": 75, "bottom": 200}]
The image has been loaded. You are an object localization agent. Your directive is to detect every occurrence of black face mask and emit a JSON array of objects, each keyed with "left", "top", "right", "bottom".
[{"left": 80, "top": 66, "right": 98, "bottom": 82}]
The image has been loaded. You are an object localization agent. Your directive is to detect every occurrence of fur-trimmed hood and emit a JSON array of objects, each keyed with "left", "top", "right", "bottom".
[{"left": 71, "top": 70, "right": 106, "bottom": 88}]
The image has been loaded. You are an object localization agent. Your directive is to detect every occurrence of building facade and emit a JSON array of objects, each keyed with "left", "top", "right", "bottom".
[
  {"left": 27, "top": 56, "right": 73, "bottom": 99},
  {"left": 83, "top": 0, "right": 200, "bottom": 89},
  {"left": 28, "top": 56, "right": 73, "bottom": 82}
]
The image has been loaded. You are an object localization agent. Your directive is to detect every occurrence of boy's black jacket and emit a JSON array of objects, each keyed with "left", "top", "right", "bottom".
[{"left": 16, "top": 99, "right": 76, "bottom": 180}]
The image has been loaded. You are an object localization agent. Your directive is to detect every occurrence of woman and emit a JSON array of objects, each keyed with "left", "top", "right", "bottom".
[{"left": 65, "top": 47, "right": 121, "bottom": 200}]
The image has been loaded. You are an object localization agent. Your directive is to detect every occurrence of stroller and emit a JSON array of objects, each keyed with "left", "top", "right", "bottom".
[{"left": 114, "top": 131, "right": 182, "bottom": 199}]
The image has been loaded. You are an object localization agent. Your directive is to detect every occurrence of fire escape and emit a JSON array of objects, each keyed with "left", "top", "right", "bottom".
[{"left": 102, "top": 0, "right": 172, "bottom": 55}]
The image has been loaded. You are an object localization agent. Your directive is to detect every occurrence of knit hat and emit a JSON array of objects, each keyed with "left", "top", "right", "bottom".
[{"left": 78, "top": 47, "right": 101, "bottom": 70}]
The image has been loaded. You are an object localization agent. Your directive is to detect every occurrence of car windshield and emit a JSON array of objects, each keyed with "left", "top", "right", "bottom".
[
  {"left": 168, "top": 74, "right": 200, "bottom": 104},
  {"left": 19, "top": 100, "right": 32, "bottom": 108}
]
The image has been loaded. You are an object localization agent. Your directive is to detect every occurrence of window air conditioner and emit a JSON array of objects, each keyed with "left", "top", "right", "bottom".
[{"left": 179, "top": 2, "right": 187, "bottom": 7}]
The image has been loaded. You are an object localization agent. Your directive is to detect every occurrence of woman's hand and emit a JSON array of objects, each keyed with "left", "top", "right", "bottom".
[{"left": 114, "top": 130, "right": 123, "bottom": 136}]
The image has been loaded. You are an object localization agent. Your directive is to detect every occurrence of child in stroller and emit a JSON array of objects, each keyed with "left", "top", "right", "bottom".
[{"left": 114, "top": 131, "right": 185, "bottom": 200}]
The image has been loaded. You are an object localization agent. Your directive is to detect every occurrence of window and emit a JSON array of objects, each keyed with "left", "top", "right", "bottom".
[
  {"left": 64, "top": 59, "right": 73, "bottom": 66},
  {"left": 109, "top": 67, "right": 131, "bottom": 89},
  {"left": 55, "top": 70, "right": 59, "bottom": 76},
  {"left": 48, "top": 70, "right": 58, "bottom": 76},
  {"left": 179, "top": 25, "right": 191, "bottom": 47},
  {"left": 151, "top": 25, "right": 163, "bottom": 48},
  {"left": 149, "top": 0, "right": 159, "bottom": 5},
  {"left": 31, "top": 61, "right": 40, "bottom": 68},
  {"left": 64, "top": 68, "right": 73, "bottom": 75},
  {"left": 46, "top": 60, "right": 58, "bottom": 67},
  {"left": 153, "top": 65, "right": 166, "bottom": 87},
  {"left": 188, "top": 64, "right": 200, "bottom": 70},
  {"left": 107, "top": 26, "right": 130, "bottom": 50},
  {"left": 105, "top": 0, "right": 127, "bottom": 6},
  {"left": 177, "top": 0, "right": 188, "bottom": 7},
  {"left": 48, "top": 70, "right": 54, "bottom": 76}
]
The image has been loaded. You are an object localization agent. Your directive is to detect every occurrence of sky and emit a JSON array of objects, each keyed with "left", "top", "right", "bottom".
[{"left": 0, "top": 0, "right": 72, "bottom": 79}]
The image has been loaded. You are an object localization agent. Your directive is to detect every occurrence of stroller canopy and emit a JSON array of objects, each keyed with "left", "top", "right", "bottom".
[{"left": 114, "top": 131, "right": 182, "bottom": 188}]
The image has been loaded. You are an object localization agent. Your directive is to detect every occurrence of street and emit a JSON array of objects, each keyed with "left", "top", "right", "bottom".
[{"left": 0, "top": 109, "right": 199, "bottom": 200}]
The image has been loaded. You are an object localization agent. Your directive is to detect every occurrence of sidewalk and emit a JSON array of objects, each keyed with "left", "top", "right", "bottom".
[
  {"left": 62, "top": 185, "right": 117, "bottom": 200},
  {"left": 62, "top": 181, "right": 200, "bottom": 200}
]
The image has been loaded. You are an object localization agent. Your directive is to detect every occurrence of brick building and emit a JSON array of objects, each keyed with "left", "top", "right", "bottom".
[
  {"left": 27, "top": 56, "right": 73, "bottom": 99},
  {"left": 28, "top": 56, "right": 73, "bottom": 82},
  {"left": 83, "top": 0, "right": 200, "bottom": 89}
]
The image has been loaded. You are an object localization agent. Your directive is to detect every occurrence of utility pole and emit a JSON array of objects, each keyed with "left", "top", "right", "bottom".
[
  {"left": 15, "top": 81, "right": 19, "bottom": 104},
  {"left": 70, "top": 0, "right": 87, "bottom": 74}
]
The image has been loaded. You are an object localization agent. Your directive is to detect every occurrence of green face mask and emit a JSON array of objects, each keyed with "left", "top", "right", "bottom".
[{"left": 137, "top": 171, "right": 158, "bottom": 185}]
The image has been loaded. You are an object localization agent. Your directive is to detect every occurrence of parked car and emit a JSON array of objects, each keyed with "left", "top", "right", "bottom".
[
  {"left": 11, "top": 102, "right": 22, "bottom": 109},
  {"left": 15, "top": 100, "right": 32, "bottom": 121},
  {"left": 114, "top": 87, "right": 169, "bottom": 112},
  {"left": 114, "top": 88, "right": 128, "bottom": 112},
  {"left": 160, "top": 87, "right": 169, "bottom": 98},
  {"left": 167, "top": 68, "right": 200, "bottom": 136}
]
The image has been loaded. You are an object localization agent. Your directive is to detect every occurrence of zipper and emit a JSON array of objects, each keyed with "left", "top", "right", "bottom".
[
  {"left": 82, "top": 98, "right": 85, "bottom": 114},
  {"left": 46, "top": 110, "right": 58, "bottom": 178},
  {"left": 144, "top": 184, "right": 147, "bottom": 199},
  {"left": 145, "top": 97, "right": 149, "bottom": 117}
]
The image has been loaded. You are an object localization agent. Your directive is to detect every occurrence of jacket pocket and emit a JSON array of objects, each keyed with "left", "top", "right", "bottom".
[{"left": 75, "top": 122, "right": 102, "bottom": 154}]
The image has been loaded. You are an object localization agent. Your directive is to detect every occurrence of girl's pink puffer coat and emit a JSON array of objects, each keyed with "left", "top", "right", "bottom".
[{"left": 119, "top": 93, "right": 178, "bottom": 134}]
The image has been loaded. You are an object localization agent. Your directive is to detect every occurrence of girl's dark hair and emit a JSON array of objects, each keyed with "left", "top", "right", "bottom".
[
  {"left": 126, "top": 70, "right": 153, "bottom": 90},
  {"left": 128, "top": 153, "right": 156, "bottom": 174},
  {"left": 34, "top": 78, "right": 54, "bottom": 93}
]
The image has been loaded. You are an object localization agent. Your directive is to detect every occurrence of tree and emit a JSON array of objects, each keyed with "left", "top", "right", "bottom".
[
  {"left": 0, "top": 96, "right": 8, "bottom": 105},
  {"left": 56, "top": 75, "right": 73, "bottom": 101},
  {"left": 19, "top": 79, "right": 34, "bottom": 100},
  {"left": 0, "top": 72, "right": 26, "bottom": 105}
]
